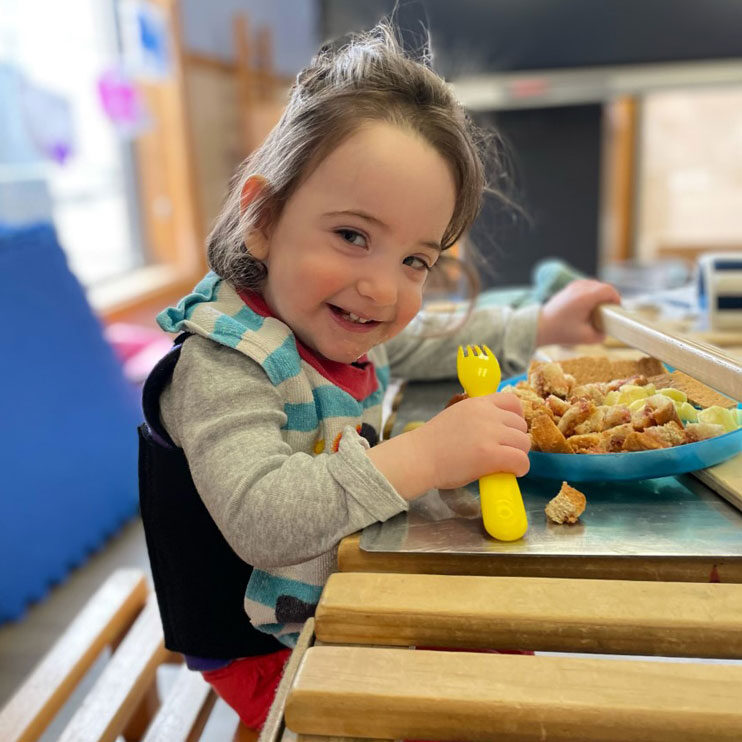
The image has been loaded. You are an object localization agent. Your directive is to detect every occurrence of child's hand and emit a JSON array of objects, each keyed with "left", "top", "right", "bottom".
[
  {"left": 367, "top": 392, "right": 530, "bottom": 499},
  {"left": 536, "top": 279, "right": 621, "bottom": 347},
  {"left": 413, "top": 392, "right": 531, "bottom": 490}
]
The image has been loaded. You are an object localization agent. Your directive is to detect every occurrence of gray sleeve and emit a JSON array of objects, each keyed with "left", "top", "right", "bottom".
[
  {"left": 385, "top": 303, "right": 541, "bottom": 381},
  {"left": 159, "top": 335, "right": 408, "bottom": 569}
]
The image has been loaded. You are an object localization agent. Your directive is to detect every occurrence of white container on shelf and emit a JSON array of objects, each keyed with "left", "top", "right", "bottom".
[{"left": 698, "top": 253, "right": 742, "bottom": 329}]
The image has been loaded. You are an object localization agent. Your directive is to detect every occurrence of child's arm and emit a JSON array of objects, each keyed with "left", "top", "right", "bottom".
[
  {"left": 385, "top": 279, "right": 620, "bottom": 381},
  {"left": 386, "top": 303, "right": 541, "bottom": 381},
  {"left": 160, "top": 337, "right": 411, "bottom": 570}
]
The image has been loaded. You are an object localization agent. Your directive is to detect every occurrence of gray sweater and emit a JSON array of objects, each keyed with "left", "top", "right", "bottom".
[{"left": 159, "top": 303, "right": 539, "bottom": 570}]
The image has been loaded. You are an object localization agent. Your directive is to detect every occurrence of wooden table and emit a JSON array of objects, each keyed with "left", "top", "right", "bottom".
[
  {"left": 339, "top": 340, "right": 742, "bottom": 584},
  {"left": 268, "top": 334, "right": 742, "bottom": 742}
]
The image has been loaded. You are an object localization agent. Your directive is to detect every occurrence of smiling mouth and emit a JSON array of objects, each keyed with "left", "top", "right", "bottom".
[{"left": 328, "top": 304, "right": 380, "bottom": 326}]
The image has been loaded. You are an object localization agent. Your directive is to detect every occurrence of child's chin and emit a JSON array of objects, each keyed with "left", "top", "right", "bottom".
[{"left": 318, "top": 343, "right": 371, "bottom": 365}]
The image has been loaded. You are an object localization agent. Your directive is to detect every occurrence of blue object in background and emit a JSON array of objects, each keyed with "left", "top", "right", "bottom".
[{"left": 0, "top": 223, "right": 141, "bottom": 622}]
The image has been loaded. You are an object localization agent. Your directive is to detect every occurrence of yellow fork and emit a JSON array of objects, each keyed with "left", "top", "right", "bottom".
[{"left": 456, "top": 344, "right": 528, "bottom": 541}]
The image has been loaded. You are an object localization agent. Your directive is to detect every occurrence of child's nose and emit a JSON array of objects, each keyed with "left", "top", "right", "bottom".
[{"left": 356, "top": 272, "right": 397, "bottom": 306}]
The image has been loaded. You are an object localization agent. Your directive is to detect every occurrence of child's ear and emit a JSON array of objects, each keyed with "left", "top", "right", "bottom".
[{"left": 241, "top": 175, "right": 271, "bottom": 260}]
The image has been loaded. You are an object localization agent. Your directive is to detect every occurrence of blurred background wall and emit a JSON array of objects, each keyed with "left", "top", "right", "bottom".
[
  {"left": 325, "top": 0, "right": 742, "bottom": 289},
  {"left": 3, "top": 0, "right": 742, "bottom": 313}
]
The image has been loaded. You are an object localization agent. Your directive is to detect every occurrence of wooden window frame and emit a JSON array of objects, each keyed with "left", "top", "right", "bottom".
[{"left": 91, "top": 0, "right": 206, "bottom": 324}]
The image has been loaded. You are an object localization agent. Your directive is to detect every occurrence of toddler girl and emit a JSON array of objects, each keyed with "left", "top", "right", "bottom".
[{"left": 139, "top": 23, "right": 620, "bottom": 732}]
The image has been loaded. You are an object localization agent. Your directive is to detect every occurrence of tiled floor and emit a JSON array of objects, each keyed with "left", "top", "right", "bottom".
[{"left": 0, "top": 517, "right": 242, "bottom": 740}]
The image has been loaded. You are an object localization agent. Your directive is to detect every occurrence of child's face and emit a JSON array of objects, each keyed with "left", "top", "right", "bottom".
[{"left": 258, "top": 121, "right": 457, "bottom": 363}]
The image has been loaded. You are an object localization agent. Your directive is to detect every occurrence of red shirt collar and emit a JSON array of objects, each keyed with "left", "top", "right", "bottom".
[{"left": 237, "top": 289, "right": 379, "bottom": 401}]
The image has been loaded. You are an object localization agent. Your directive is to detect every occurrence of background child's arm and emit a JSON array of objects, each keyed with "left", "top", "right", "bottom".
[
  {"left": 160, "top": 336, "right": 409, "bottom": 569},
  {"left": 384, "top": 279, "right": 620, "bottom": 382},
  {"left": 536, "top": 278, "right": 621, "bottom": 346},
  {"left": 385, "top": 303, "right": 540, "bottom": 382}
]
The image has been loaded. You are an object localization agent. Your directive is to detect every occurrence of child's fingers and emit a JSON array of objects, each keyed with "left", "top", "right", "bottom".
[
  {"left": 489, "top": 391, "right": 523, "bottom": 416},
  {"left": 581, "top": 279, "right": 621, "bottom": 309},
  {"left": 493, "top": 445, "right": 531, "bottom": 477},
  {"left": 497, "top": 426, "right": 531, "bottom": 452},
  {"left": 494, "top": 408, "right": 529, "bottom": 434}
]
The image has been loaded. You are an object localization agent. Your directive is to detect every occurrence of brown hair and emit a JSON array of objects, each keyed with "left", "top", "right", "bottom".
[{"left": 207, "top": 22, "right": 502, "bottom": 291}]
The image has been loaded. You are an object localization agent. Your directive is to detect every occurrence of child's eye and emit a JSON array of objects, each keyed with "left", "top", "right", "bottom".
[
  {"left": 336, "top": 229, "right": 367, "bottom": 247},
  {"left": 404, "top": 256, "right": 432, "bottom": 272}
]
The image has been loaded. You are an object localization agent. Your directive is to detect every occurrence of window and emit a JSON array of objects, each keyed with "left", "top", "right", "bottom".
[{"left": 0, "top": 0, "right": 146, "bottom": 287}]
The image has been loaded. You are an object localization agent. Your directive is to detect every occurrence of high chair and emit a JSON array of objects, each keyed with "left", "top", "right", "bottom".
[
  {"left": 264, "top": 571, "right": 742, "bottom": 742},
  {"left": 0, "top": 569, "right": 254, "bottom": 742}
]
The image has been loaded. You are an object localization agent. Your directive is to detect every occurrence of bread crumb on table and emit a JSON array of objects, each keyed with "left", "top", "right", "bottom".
[{"left": 545, "top": 481, "right": 587, "bottom": 524}]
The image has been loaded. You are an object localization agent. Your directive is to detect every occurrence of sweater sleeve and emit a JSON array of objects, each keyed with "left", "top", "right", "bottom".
[
  {"left": 158, "top": 335, "right": 408, "bottom": 570},
  {"left": 385, "top": 303, "right": 541, "bottom": 381}
]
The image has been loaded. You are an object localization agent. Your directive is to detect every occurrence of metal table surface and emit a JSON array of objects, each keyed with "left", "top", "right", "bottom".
[{"left": 363, "top": 378, "right": 742, "bottom": 560}]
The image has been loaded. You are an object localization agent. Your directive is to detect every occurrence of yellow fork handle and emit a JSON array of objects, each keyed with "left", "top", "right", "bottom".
[{"left": 479, "top": 472, "right": 528, "bottom": 542}]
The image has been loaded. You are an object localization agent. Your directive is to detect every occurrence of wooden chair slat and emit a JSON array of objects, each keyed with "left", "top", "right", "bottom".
[
  {"left": 57, "top": 596, "right": 169, "bottom": 742},
  {"left": 0, "top": 568, "right": 148, "bottom": 742},
  {"left": 142, "top": 664, "right": 215, "bottom": 742},
  {"left": 316, "top": 572, "right": 742, "bottom": 657},
  {"left": 259, "top": 618, "right": 314, "bottom": 742},
  {"left": 286, "top": 646, "right": 742, "bottom": 742}
]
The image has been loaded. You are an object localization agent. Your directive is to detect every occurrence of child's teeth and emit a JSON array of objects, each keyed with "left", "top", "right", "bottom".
[{"left": 346, "top": 311, "right": 371, "bottom": 323}]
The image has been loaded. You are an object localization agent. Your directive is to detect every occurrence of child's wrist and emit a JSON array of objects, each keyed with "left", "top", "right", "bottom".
[
  {"left": 536, "top": 309, "right": 551, "bottom": 347},
  {"left": 366, "top": 427, "right": 435, "bottom": 500}
]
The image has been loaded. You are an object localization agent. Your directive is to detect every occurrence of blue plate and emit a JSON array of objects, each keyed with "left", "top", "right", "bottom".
[{"left": 500, "top": 373, "right": 742, "bottom": 482}]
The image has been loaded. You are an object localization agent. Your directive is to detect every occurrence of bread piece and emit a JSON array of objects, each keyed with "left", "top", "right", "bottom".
[
  {"left": 545, "top": 481, "right": 586, "bottom": 524},
  {"left": 646, "top": 394, "right": 683, "bottom": 427},
  {"left": 622, "top": 430, "right": 668, "bottom": 451},
  {"left": 530, "top": 412, "right": 574, "bottom": 453},
  {"left": 542, "top": 356, "right": 664, "bottom": 386},
  {"left": 684, "top": 422, "right": 726, "bottom": 442},
  {"left": 556, "top": 356, "right": 614, "bottom": 384},
  {"left": 512, "top": 382, "right": 543, "bottom": 403},
  {"left": 569, "top": 382, "right": 609, "bottom": 405},
  {"left": 567, "top": 432, "right": 606, "bottom": 453},
  {"left": 610, "top": 357, "right": 664, "bottom": 380},
  {"left": 557, "top": 399, "right": 596, "bottom": 436},
  {"left": 545, "top": 394, "right": 570, "bottom": 418},
  {"left": 631, "top": 394, "right": 682, "bottom": 431},
  {"left": 606, "top": 374, "right": 649, "bottom": 392},
  {"left": 600, "top": 423, "right": 635, "bottom": 452},
  {"left": 573, "top": 404, "right": 632, "bottom": 435},
  {"left": 522, "top": 398, "right": 555, "bottom": 427},
  {"left": 528, "top": 362, "right": 574, "bottom": 399},
  {"left": 642, "top": 421, "right": 687, "bottom": 447},
  {"left": 649, "top": 370, "right": 736, "bottom": 410}
]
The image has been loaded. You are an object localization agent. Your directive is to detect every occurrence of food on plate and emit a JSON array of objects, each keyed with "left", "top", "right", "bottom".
[
  {"left": 531, "top": 413, "right": 573, "bottom": 454},
  {"left": 545, "top": 481, "right": 586, "bottom": 524},
  {"left": 522, "top": 357, "right": 741, "bottom": 454},
  {"left": 684, "top": 422, "right": 727, "bottom": 442},
  {"left": 528, "top": 361, "right": 575, "bottom": 399},
  {"left": 531, "top": 356, "right": 664, "bottom": 385},
  {"left": 697, "top": 406, "right": 739, "bottom": 433},
  {"left": 649, "top": 370, "right": 736, "bottom": 409},
  {"left": 446, "top": 356, "right": 739, "bottom": 455}
]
